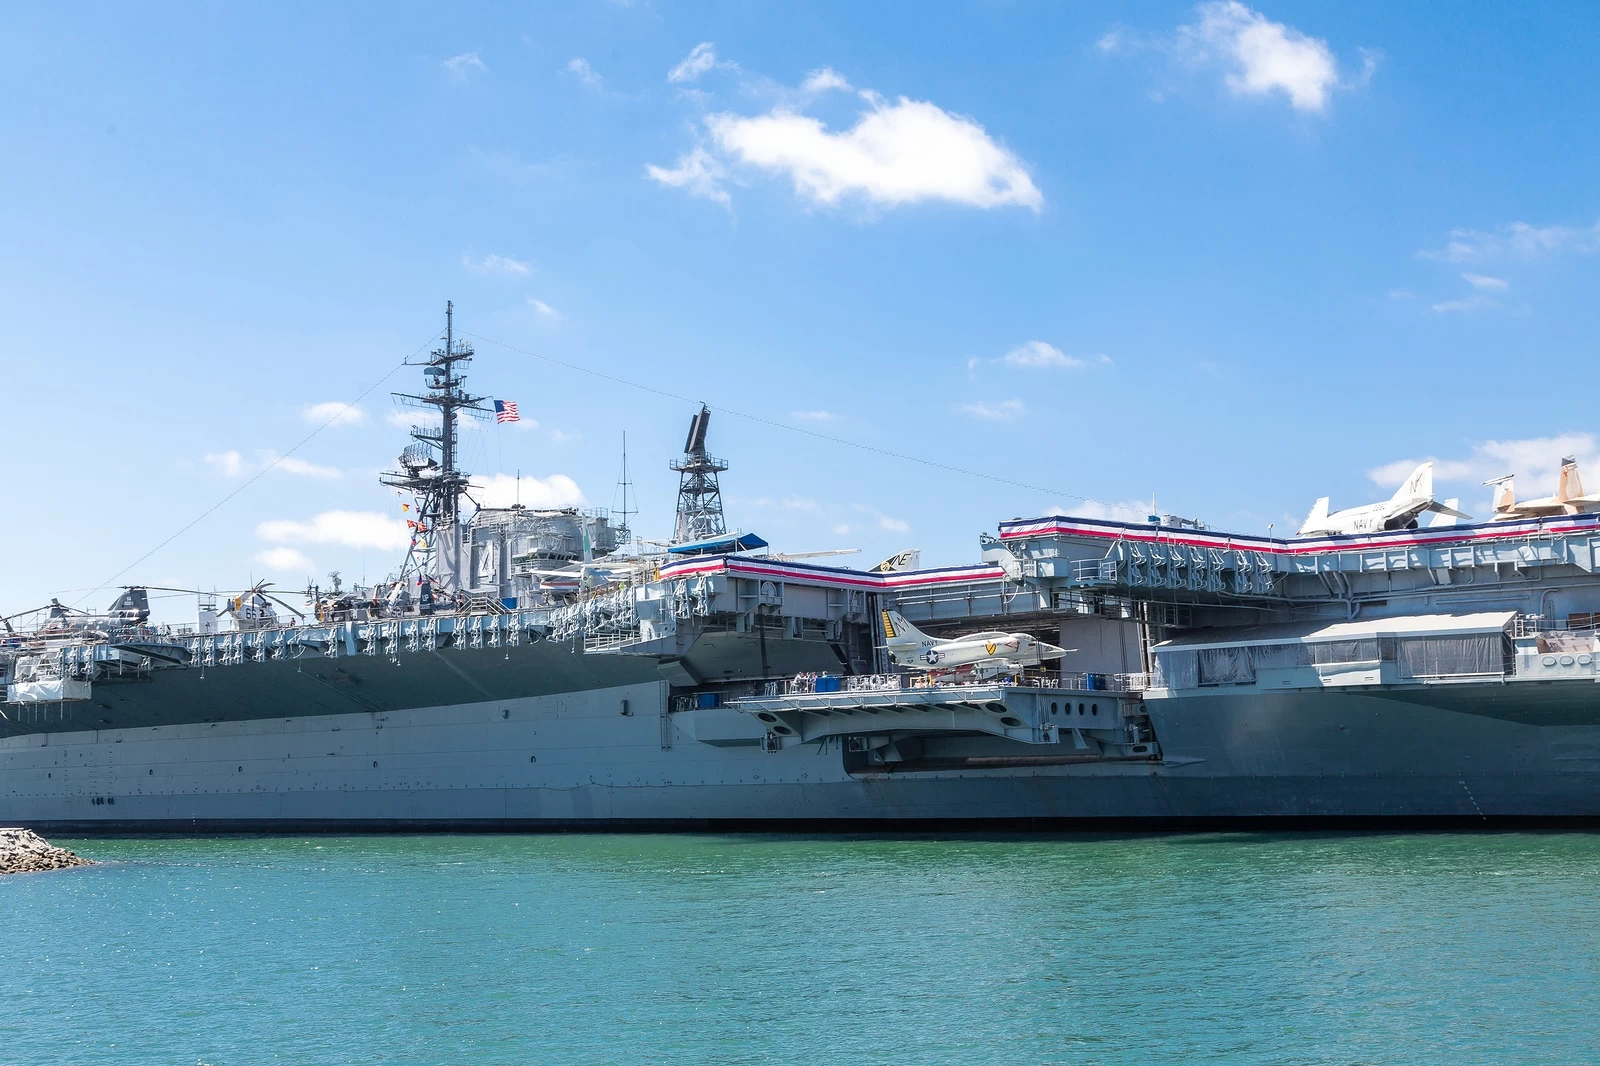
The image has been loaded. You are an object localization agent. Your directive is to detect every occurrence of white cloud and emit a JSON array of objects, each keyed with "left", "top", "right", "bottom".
[
  {"left": 1430, "top": 295, "right": 1494, "bottom": 314},
  {"left": 1388, "top": 288, "right": 1416, "bottom": 300},
  {"left": 999, "top": 341, "right": 1112, "bottom": 370},
  {"left": 303, "top": 401, "right": 366, "bottom": 427},
  {"left": 1096, "top": 30, "right": 1126, "bottom": 54},
  {"left": 444, "top": 52, "right": 487, "bottom": 80},
  {"left": 645, "top": 147, "right": 731, "bottom": 206},
  {"left": 749, "top": 496, "right": 822, "bottom": 513},
  {"left": 1368, "top": 434, "right": 1600, "bottom": 503},
  {"left": 255, "top": 547, "right": 316, "bottom": 573},
  {"left": 205, "top": 449, "right": 340, "bottom": 478},
  {"left": 702, "top": 94, "right": 1040, "bottom": 210},
  {"left": 1418, "top": 219, "right": 1600, "bottom": 263},
  {"left": 566, "top": 57, "right": 602, "bottom": 88},
  {"left": 258, "top": 511, "right": 412, "bottom": 551},
  {"left": 850, "top": 503, "right": 910, "bottom": 533},
  {"left": 959, "top": 399, "right": 1027, "bottom": 421},
  {"left": 791, "top": 410, "right": 836, "bottom": 422},
  {"left": 1461, "top": 272, "right": 1509, "bottom": 291},
  {"left": 386, "top": 410, "right": 432, "bottom": 429},
  {"left": 668, "top": 42, "right": 718, "bottom": 84},
  {"left": 1057, "top": 498, "right": 1155, "bottom": 523},
  {"left": 205, "top": 451, "right": 244, "bottom": 477},
  {"left": 271, "top": 455, "right": 341, "bottom": 479},
  {"left": 1179, "top": 2, "right": 1342, "bottom": 112},
  {"left": 547, "top": 429, "right": 578, "bottom": 445},
  {"left": 528, "top": 297, "right": 561, "bottom": 320},
  {"left": 469, "top": 473, "right": 584, "bottom": 509},
  {"left": 801, "top": 67, "right": 851, "bottom": 93},
  {"left": 464, "top": 253, "right": 532, "bottom": 276}
]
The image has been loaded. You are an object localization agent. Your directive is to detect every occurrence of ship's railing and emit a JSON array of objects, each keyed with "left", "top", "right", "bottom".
[
  {"left": 778, "top": 672, "right": 907, "bottom": 695},
  {"left": 1512, "top": 614, "right": 1600, "bottom": 638},
  {"left": 1049, "top": 671, "right": 1152, "bottom": 692},
  {"left": 768, "top": 670, "right": 1150, "bottom": 697}
]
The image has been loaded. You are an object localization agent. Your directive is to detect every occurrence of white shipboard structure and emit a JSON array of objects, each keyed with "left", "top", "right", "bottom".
[{"left": 1297, "top": 461, "right": 1470, "bottom": 536}]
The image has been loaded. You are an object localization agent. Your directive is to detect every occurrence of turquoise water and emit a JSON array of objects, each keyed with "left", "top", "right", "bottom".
[{"left": 3, "top": 834, "right": 1599, "bottom": 1065}]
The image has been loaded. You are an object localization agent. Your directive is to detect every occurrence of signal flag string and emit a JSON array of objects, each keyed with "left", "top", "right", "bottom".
[
  {"left": 71, "top": 330, "right": 447, "bottom": 608},
  {"left": 458, "top": 330, "right": 1107, "bottom": 508}
]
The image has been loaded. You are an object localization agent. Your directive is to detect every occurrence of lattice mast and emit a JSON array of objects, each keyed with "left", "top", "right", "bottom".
[
  {"left": 670, "top": 405, "right": 729, "bottom": 543},
  {"left": 380, "top": 301, "right": 488, "bottom": 589}
]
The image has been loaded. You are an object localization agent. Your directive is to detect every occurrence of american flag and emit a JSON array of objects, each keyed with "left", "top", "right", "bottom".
[{"left": 494, "top": 399, "right": 520, "bottom": 424}]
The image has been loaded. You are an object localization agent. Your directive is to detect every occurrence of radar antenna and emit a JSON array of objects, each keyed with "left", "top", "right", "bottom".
[
  {"left": 670, "top": 405, "right": 728, "bottom": 543},
  {"left": 614, "top": 432, "right": 637, "bottom": 548},
  {"left": 380, "top": 301, "right": 489, "bottom": 590}
]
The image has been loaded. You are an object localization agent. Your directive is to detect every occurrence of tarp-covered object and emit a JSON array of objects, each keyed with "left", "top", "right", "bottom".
[{"left": 6, "top": 679, "right": 92, "bottom": 703}]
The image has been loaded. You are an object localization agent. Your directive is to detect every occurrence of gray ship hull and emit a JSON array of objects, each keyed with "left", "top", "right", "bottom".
[{"left": 7, "top": 661, "right": 1600, "bottom": 830}]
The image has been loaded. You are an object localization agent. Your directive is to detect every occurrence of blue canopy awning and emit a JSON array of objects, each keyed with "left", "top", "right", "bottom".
[{"left": 667, "top": 532, "right": 769, "bottom": 556}]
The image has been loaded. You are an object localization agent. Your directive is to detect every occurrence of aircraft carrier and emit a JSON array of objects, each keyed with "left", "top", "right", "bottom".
[{"left": 6, "top": 306, "right": 1600, "bottom": 830}]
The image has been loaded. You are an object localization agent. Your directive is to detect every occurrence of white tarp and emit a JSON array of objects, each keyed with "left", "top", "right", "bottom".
[{"left": 6, "top": 680, "right": 92, "bottom": 703}]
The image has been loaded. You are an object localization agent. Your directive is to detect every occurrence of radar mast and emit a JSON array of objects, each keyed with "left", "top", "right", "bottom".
[
  {"left": 670, "top": 405, "right": 728, "bottom": 543},
  {"left": 381, "top": 301, "right": 488, "bottom": 590}
]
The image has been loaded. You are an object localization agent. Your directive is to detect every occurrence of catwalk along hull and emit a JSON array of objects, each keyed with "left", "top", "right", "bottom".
[{"left": 7, "top": 666, "right": 1600, "bottom": 830}]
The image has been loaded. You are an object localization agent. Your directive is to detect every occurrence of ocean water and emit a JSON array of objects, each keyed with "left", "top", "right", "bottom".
[{"left": 3, "top": 833, "right": 1598, "bottom": 1065}]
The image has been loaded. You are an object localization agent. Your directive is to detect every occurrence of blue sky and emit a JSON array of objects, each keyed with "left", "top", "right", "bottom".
[{"left": 4, "top": 1, "right": 1599, "bottom": 622}]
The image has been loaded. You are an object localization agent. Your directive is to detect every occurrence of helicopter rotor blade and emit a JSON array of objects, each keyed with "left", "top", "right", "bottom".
[{"left": 263, "top": 594, "right": 305, "bottom": 618}]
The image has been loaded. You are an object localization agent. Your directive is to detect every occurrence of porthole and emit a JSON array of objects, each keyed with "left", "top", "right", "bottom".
[
  {"left": 1091, "top": 704, "right": 1099, "bottom": 716},
  {"left": 529, "top": 755, "right": 537, "bottom": 763},
  {"left": 1051, "top": 702, "right": 1058, "bottom": 715},
  {"left": 1560, "top": 654, "right": 1576, "bottom": 667},
  {"left": 1543, "top": 656, "right": 1558, "bottom": 667}
]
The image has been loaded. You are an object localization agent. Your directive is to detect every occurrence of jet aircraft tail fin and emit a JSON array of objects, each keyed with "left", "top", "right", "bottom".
[
  {"left": 1558, "top": 456, "right": 1583, "bottom": 502},
  {"left": 1392, "top": 461, "right": 1434, "bottom": 503},
  {"left": 1298, "top": 497, "right": 1331, "bottom": 536},
  {"left": 1485, "top": 474, "right": 1516, "bottom": 514},
  {"left": 881, "top": 609, "right": 930, "bottom": 650},
  {"left": 1428, "top": 499, "right": 1465, "bottom": 528}
]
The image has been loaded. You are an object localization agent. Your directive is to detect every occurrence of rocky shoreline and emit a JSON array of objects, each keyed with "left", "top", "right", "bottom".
[{"left": 1, "top": 828, "right": 94, "bottom": 874}]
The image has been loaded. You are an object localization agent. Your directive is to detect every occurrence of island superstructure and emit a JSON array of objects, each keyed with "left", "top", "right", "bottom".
[{"left": 6, "top": 304, "right": 1600, "bottom": 828}]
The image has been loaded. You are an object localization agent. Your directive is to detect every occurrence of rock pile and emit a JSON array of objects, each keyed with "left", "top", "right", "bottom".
[{"left": 0, "top": 828, "right": 93, "bottom": 874}]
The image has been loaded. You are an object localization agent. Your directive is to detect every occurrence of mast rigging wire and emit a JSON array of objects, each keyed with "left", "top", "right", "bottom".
[
  {"left": 458, "top": 330, "right": 1102, "bottom": 507},
  {"left": 71, "top": 331, "right": 446, "bottom": 607}
]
